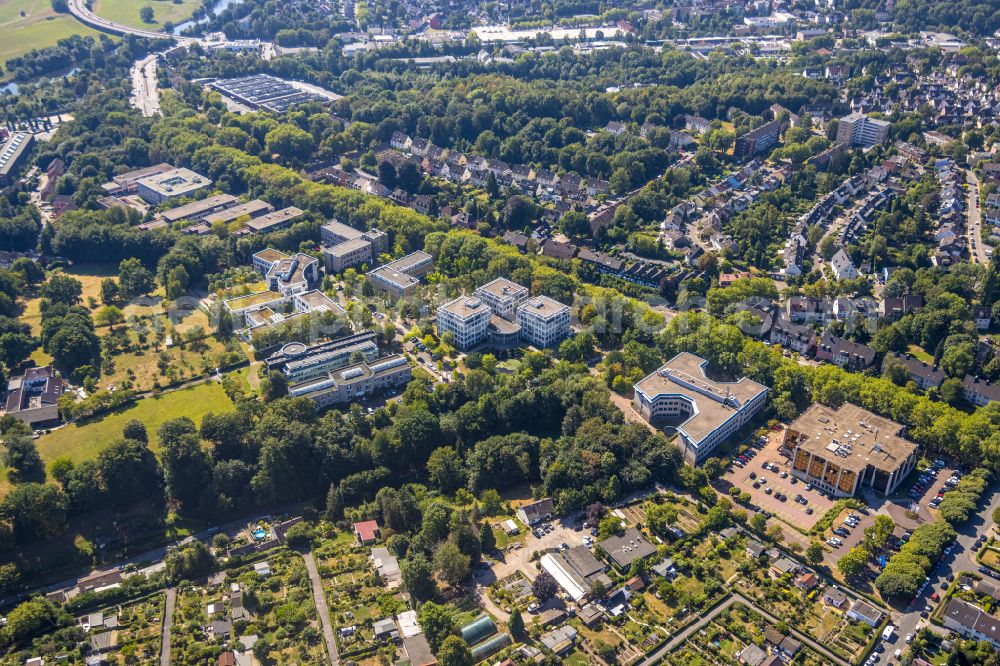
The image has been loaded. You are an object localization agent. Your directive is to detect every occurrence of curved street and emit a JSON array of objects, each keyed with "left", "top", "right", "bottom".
[{"left": 67, "top": 0, "right": 190, "bottom": 41}]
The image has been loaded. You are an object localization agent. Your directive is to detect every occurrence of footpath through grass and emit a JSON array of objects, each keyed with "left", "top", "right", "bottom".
[{"left": 38, "top": 379, "right": 235, "bottom": 463}]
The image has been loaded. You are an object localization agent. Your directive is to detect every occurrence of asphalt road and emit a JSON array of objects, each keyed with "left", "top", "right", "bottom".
[
  {"left": 890, "top": 482, "right": 1000, "bottom": 647},
  {"left": 67, "top": 0, "right": 187, "bottom": 40},
  {"left": 303, "top": 551, "right": 340, "bottom": 665},
  {"left": 966, "top": 170, "right": 989, "bottom": 265},
  {"left": 131, "top": 54, "right": 160, "bottom": 117},
  {"left": 159, "top": 587, "right": 175, "bottom": 666}
]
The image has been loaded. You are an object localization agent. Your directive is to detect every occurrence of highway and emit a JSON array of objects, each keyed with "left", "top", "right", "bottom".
[
  {"left": 966, "top": 169, "right": 989, "bottom": 265},
  {"left": 67, "top": 0, "right": 191, "bottom": 40},
  {"left": 130, "top": 53, "right": 160, "bottom": 117}
]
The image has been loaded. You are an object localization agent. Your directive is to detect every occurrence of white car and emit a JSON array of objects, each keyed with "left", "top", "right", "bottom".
[
  {"left": 827, "top": 537, "right": 843, "bottom": 547},
  {"left": 905, "top": 633, "right": 914, "bottom": 644}
]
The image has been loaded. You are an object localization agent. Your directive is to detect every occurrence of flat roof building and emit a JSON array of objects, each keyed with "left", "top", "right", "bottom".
[
  {"left": 475, "top": 278, "right": 529, "bottom": 321},
  {"left": 783, "top": 403, "right": 918, "bottom": 497},
  {"left": 203, "top": 199, "right": 274, "bottom": 226},
  {"left": 0, "top": 132, "right": 34, "bottom": 187},
  {"left": 516, "top": 295, "right": 570, "bottom": 348},
  {"left": 241, "top": 206, "right": 304, "bottom": 234},
  {"left": 597, "top": 527, "right": 658, "bottom": 570},
  {"left": 101, "top": 162, "right": 174, "bottom": 196},
  {"left": 634, "top": 352, "right": 769, "bottom": 465},
  {"left": 837, "top": 112, "right": 890, "bottom": 148},
  {"left": 437, "top": 296, "right": 491, "bottom": 350},
  {"left": 159, "top": 194, "right": 240, "bottom": 224},
  {"left": 366, "top": 251, "right": 434, "bottom": 298},
  {"left": 135, "top": 167, "right": 210, "bottom": 205},
  {"left": 321, "top": 222, "right": 386, "bottom": 273},
  {"left": 264, "top": 333, "right": 380, "bottom": 383},
  {"left": 288, "top": 354, "right": 412, "bottom": 409}
]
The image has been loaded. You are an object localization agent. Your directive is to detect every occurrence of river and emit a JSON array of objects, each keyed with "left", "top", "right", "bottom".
[{"left": 173, "top": 0, "right": 245, "bottom": 34}]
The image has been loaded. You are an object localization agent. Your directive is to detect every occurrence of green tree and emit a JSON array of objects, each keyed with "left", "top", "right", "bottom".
[
  {"left": 433, "top": 541, "right": 471, "bottom": 585},
  {"left": 479, "top": 523, "right": 496, "bottom": 554},
  {"left": 401, "top": 553, "right": 436, "bottom": 600},
  {"left": 438, "top": 635, "right": 473, "bottom": 666},
  {"left": 508, "top": 609, "right": 525, "bottom": 639},
  {"left": 118, "top": 258, "right": 155, "bottom": 299},
  {"left": 139, "top": 5, "right": 154, "bottom": 22},
  {"left": 41, "top": 274, "right": 82, "bottom": 305},
  {"left": 1, "top": 482, "right": 67, "bottom": 542},
  {"left": 265, "top": 124, "right": 315, "bottom": 162},
  {"left": 806, "top": 541, "right": 824, "bottom": 565},
  {"left": 427, "top": 446, "right": 464, "bottom": 494},
  {"left": 6, "top": 597, "right": 59, "bottom": 643},
  {"left": 837, "top": 546, "right": 869, "bottom": 578},
  {"left": 417, "top": 602, "right": 455, "bottom": 652}
]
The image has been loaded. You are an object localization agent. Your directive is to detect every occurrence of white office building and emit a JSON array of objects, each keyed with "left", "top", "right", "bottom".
[
  {"left": 437, "top": 296, "right": 491, "bottom": 350},
  {"left": 516, "top": 296, "right": 571, "bottom": 348},
  {"left": 475, "top": 278, "right": 529, "bottom": 321}
]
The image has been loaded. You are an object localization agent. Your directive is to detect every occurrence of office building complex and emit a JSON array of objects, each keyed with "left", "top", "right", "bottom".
[
  {"left": 475, "top": 278, "right": 529, "bottom": 321},
  {"left": 135, "top": 167, "right": 210, "bottom": 205},
  {"left": 633, "top": 352, "right": 770, "bottom": 465},
  {"left": 321, "top": 220, "right": 388, "bottom": 272},
  {"left": 264, "top": 332, "right": 380, "bottom": 383},
  {"left": 516, "top": 296, "right": 571, "bottom": 348},
  {"left": 366, "top": 251, "right": 434, "bottom": 298},
  {"left": 288, "top": 354, "right": 412, "bottom": 409},
  {"left": 437, "top": 296, "right": 491, "bottom": 350},
  {"left": 783, "top": 402, "right": 918, "bottom": 497}
]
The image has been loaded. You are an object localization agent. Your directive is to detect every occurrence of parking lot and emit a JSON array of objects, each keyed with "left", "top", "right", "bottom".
[
  {"left": 899, "top": 460, "right": 963, "bottom": 519},
  {"left": 485, "top": 515, "right": 587, "bottom": 584},
  {"left": 719, "top": 431, "right": 834, "bottom": 531}
]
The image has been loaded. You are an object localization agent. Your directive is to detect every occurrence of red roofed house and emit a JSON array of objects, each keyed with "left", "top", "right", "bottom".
[{"left": 354, "top": 520, "right": 381, "bottom": 545}]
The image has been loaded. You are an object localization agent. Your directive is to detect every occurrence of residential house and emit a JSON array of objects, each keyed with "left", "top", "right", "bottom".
[
  {"left": 516, "top": 498, "right": 554, "bottom": 526},
  {"left": 846, "top": 599, "right": 884, "bottom": 627},
  {"left": 354, "top": 520, "right": 380, "bottom": 545},
  {"left": 815, "top": 333, "right": 877, "bottom": 371}
]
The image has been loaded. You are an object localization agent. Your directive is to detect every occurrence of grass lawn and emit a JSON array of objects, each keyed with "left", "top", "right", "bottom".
[
  {"left": 907, "top": 344, "right": 935, "bottom": 364},
  {"left": 93, "top": 0, "right": 199, "bottom": 30},
  {"left": 0, "top": 0, "right": 104, "bottom": 66},
  {"left": 37, "top": 378, "right": 235, "bottom": 463}
]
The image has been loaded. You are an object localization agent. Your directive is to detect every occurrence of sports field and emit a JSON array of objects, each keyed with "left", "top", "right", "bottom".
[
  {"left": 0, "top": 0, "right": 102, "bottom": 65},
  {"left": 93, "top": 0, "right": 199, "bottom": 30}
]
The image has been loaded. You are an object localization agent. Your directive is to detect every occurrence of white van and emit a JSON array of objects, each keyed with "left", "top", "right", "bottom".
[{"left": 882, "top": 625, "right": 895, "bottom": 641}]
